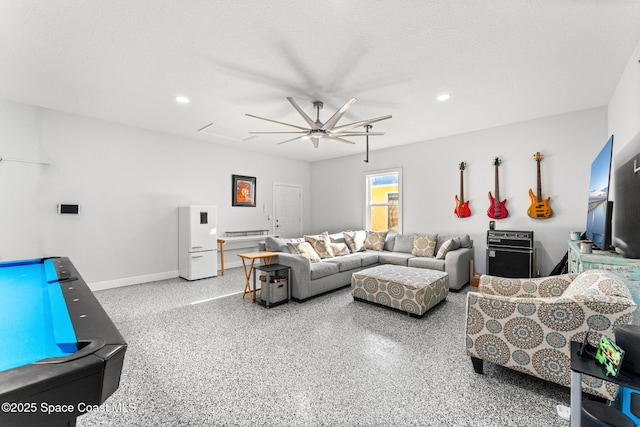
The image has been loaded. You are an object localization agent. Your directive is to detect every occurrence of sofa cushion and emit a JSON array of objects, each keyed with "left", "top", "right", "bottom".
[
  {"left": 412, "top": 234, "right": 437, "bottom": 257},
  {"left": 364, "top": 231, "right": 388, "bottom": 251},
  {"left": 328, "top": 231, "right": 349, "bottom": 246},
  {"left": 384, "top": 234, "right": 396, "bottom": 251},
  {"left": 378, "top": 252, "right": 414, "bottom": 266},
  {"left": 393, "top": 234, "right": 415, "bottom": 253},
  {"left": 330, "top": 242, "right": 351, "bottom": 256},
  {"left": 324, "top": 255, "right": 362, "bottom": 272},
  {"left": 310, "top": 262, "right": 340, "bottom": 280},
  {"left": 344, "top": 230, "right": 367, "bottom": 253},
  {"left": 408, "top": 256, "right": 445, "bottom": 271},
  {"left": 436, "top": 234, "right": 472, "bottom": 252},
  {"left": 305, "top": 232, "right": 334, "bottom": 259},
  {"left": 287, "top": 242, "right": 321, "bottom": 263},
  {"left": 436, "top": 238, "right": 461, "bottom": 259},
  {"left": 348, "top": 251, "right": 379, "bottom": 267},
  {"left": 265, "top": 236, "right": 289, "bottom": 252}
]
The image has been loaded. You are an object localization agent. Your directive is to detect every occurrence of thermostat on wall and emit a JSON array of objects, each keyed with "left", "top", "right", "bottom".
[{"left": 58, "top": 204, "right": 79, "bottom": 215}]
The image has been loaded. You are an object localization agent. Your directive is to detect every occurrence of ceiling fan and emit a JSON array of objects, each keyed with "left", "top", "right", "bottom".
[{"left": 246, "top": 97, "right": 392, "bottom": 148}]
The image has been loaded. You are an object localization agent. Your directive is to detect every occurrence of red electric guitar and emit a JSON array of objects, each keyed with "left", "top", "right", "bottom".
[
  {"left": 487, "top": 157, "right": 509, "bottom": 219},
  {"left": 454, "top": 162, "right": 471, "bottom": 218}
]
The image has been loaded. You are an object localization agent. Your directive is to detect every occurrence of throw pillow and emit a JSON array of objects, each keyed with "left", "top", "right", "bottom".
[
  {"left": 344, "top": 230, "right": 367, "bottom": 253},
  {"left": 304, "top": 232, "right": 334, "bottom": 259},
  {"left": 412, "top": 234, "right": 437, "bottom": 257},
  {"left": 435, "top": 238, "right": 461, "bottom": 259},
  {"left": 364, "top": 231, "right": 388, "bottom": 251},
  {"left": 330, "top": 242, "right": 351, "bottom": 256},
  {"left": 287, "top": 242, "right": 321, "bottom": 263},
  {"left": 393, "top": 234, "right": 415, "bottom": 253}
]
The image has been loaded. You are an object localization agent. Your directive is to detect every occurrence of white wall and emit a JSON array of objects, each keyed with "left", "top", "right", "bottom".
[
  {"left": 0, "top": 99, "right": 311, "bottom": 287},
  {"left": 608, "top": 38, "right": 640, "bottom": 152},
  {"left": 310, "top": 108, "right": 608, "bottom": 277}
]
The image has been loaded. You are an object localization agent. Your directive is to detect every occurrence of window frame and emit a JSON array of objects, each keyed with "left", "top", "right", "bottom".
[{"left": 363, "top": 168, "right": 402, "bottom": 233}]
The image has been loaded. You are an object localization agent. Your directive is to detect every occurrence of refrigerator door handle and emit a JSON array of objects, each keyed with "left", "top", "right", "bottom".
[{"left": 191, "top": 254, "right": 204, "bottom": 259}]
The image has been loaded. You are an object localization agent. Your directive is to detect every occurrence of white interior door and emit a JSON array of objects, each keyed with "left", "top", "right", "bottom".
[{"left": 273, "top": 183, "right": 302, "bottom": 237}]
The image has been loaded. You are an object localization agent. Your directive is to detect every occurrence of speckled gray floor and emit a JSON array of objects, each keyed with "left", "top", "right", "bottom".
[{"left": 77, "top": 268, "right": 570, "bottom": 426}]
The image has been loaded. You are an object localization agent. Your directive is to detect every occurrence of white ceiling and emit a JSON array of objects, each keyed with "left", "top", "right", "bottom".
[{"left": 2, "top": 1, "right": 640, "bottom": 162}]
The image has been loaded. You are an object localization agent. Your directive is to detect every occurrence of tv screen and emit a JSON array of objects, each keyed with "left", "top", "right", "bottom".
[
  {"left": 613, "top": 133, "right": 640, "bottom": 258},
  {"left": 586, "top": 135, "right": 613, "bottom": 250}
]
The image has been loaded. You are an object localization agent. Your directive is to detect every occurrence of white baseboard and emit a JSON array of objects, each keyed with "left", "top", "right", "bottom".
[{"left": 89, "top": 270, "right": 179, "bottom": 291}]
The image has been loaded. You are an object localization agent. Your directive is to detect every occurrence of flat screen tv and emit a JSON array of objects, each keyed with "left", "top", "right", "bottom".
[
  {"left": 613, "top": 133, "right": 640, "bottom": 258},
  {"left": 586, "top": 135, "right": 613, "bottom": 250}
]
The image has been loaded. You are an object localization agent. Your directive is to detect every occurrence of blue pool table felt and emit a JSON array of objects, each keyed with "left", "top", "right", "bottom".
[{"left": 0, "top": 259, "right": 77, "bottom": 372}]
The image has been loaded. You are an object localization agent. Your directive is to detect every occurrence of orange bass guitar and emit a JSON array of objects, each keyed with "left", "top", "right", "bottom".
[
  {"left": 487, "top": 157, "right": 509, "bottom": 219},
  {"left": 454, "top": 162, "right": 471, "bottom": 218},
  {"left": 527, "top": 152, "right": 553, "bottom": 219}
]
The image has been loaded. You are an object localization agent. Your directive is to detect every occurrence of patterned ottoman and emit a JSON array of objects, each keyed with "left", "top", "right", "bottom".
[{"left": 351, "top": 265, "right": 448, "bottom": 318}]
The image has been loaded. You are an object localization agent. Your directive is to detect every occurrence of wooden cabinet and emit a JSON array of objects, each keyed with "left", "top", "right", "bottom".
[{"left": 568, "top": 241, "right": 640, "bottom": 280}]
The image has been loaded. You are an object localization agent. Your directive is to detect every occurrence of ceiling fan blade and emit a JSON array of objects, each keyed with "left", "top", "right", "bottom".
[
  {"left": 331, "top": 131, "right": 385, "bottom": 137},
  {"left": 249, "top": 131, "right": 309, "bottom": 134},
  {"left": 310, "top": 137, "right": 320, "bottom": 148},
  {"left": 245, "top": 113, "right": 310, "bottom": 131},
  {"left": 321, "top": 97, "right": 357, "bottom": 131},
  {"left": 327, "top": 137, "right": 356, "bottom": 145},
  {"left": 332, "top": 114, "right": 393, "bottom": 133},
  {"left": 276, "top": 135, "right": 307, "bottom": 145},
  {"left": 287, "top": 97, "right": 319, "bottom": 129}
]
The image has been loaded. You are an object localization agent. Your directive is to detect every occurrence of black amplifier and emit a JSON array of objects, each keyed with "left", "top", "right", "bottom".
[
  {"left": 487, "top": 230, "right": 534, "bottom": 249},
  {"left": 487, "top": 230, "right": 535, "bottom": 278}
]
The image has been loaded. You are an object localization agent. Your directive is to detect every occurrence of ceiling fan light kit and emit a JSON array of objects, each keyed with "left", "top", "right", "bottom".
[{"left": 246, "top": 97, "right": 391, "bottom": 151}]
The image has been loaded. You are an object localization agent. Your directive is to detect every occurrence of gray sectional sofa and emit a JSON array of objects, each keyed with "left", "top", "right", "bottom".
[{"left": 263, "top": 231, "right": 474, "bottom": 301}]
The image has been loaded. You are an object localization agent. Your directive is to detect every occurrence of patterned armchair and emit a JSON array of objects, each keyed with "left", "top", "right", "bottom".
[{"left": 465, "top": 270, "right": 637, "bottom": 400}]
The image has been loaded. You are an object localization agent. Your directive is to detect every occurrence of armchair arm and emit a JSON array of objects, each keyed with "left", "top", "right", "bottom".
[
  {"left": 478, "top": 273, "right": 577, "bottom": 298},
  {"left": 443, "top": 247, "right": 473, "bottom": 289}
]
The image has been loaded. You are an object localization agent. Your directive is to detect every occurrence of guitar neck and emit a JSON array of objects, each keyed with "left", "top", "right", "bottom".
[
  {"left": 494, "top": 164, "right": 500, "bottom": 202},
  {"left": 536, "top": 159, "right": 542, "bottom": 202},
  {"left": 459, "top": 169, "right": 464, "bottom": 201}
]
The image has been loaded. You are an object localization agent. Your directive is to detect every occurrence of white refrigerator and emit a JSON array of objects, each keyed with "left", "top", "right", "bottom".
[{"left": 178, "top": 205, "right": 218, "bottom": 280}]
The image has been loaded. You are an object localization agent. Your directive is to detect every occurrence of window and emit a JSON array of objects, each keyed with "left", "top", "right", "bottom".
[{"left": 365, "top": 169, "right": 402, "bottom": 233}]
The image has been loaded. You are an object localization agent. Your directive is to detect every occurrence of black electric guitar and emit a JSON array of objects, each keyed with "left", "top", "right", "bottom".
[
  {"left": 487, "top": 157, "right": 509, "bottom": 219},
  {"left": 527, "top": 152, "right": 553, "bottom": 219},
  {"left": 454, "top": 162, "right": 471, "bottom": 218}
]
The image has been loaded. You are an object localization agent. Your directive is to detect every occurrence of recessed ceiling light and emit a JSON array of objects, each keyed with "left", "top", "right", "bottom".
[
  {"left": 176, "top": 96, "right": 190, "bottom": 104},
  {"left": 437, "top": 94, "right": 451, "bottom": 102}
]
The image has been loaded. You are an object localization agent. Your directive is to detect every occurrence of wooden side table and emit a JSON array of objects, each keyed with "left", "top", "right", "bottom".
[{"left": 237, "top": 251, "right": 278, "bottom": 302}]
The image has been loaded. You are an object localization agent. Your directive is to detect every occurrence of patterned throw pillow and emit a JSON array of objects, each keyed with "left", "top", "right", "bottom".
[
  {"left": 435, "top": 238, "right": 461, "bottom": 259},
  {"left": 304, "top": 232, "right": 334, "bottom": 259},
  {"left": 364, "top": 231, "right": 388, "bottom": 251},
  {"left": 287, "top": 242, "right": 321, "bottom": 263},
  {"left": 412, "top": 234, "right": 437, "bottom": 257},
  {"left": 330, "top": 242, "right": 351, "bottom": 256},
  {"left": 344, "top": 230, "right": 367, "bottom": 253}
]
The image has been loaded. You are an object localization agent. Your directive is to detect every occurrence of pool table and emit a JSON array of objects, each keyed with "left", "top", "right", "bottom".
[{"left": 0, "top": 257, "right": 127, "bottom": 427}]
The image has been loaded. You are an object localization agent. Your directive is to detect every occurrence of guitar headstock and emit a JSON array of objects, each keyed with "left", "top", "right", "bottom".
[
  {"left": 534, "top": 152, "right": 543, "bottom": 162},
  {"left": 492, "top": 157, "right": 501, "bottom": 166},
  {"left": 459, "top": 161, "right": 466, "bottom": 171}
]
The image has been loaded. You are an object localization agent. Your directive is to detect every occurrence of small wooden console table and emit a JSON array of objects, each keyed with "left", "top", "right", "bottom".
[{"left": 217, "top": 231, "right": 278, "bottom": 275}]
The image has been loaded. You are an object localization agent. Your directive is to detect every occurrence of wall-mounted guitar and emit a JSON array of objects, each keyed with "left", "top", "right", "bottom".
[
  {"left": 527, "top": 152, "right": 553, "bottom": 219},
  {"left": 487, "top": 157, "right": 509, "bottom": 219},
  {"left": 454, "top": 161, "right": 471, "bottom": 218}
]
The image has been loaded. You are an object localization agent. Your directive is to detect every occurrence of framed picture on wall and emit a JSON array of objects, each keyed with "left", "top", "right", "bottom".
[{"left": 232, "top": 175, "right": 256, "bottom": 207}]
